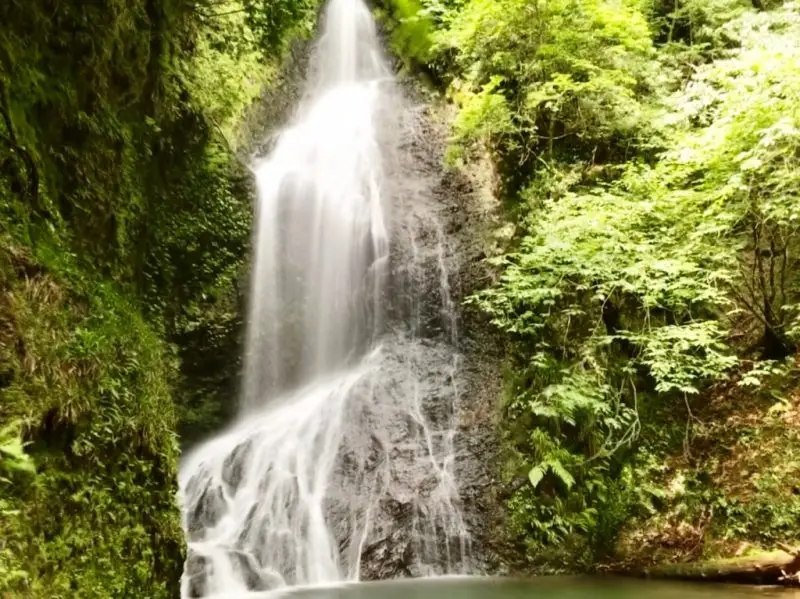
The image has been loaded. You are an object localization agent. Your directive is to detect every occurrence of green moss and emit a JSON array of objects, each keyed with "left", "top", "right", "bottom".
[
  {"left": 0, "top": 0, "right": 320, "bottom": 589},
  {"left": 0, "top": 0, "right": 322, "bottom": 591},
  {"left": 0, "top": 236, "right": 184, "bottom": 596}
]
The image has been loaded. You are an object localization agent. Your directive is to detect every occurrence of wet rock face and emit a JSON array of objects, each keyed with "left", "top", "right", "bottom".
[
  {"left": 352, "top": 97, "right": 504, "bottom": 579},
  {"left": 183, "top": 549, "right": 284, "bottom": 597},
  {"left": 360, "top": 529, "right": 415, "bottom": 580},
  {"left": 184, "top": 551, "right": 208, "bottom": 598},
  {"left": 359, "top": 499, "right": 416, "bottom": 579},
  {"left": 181, "top": 93, "right": 504, "bottom": 593}
]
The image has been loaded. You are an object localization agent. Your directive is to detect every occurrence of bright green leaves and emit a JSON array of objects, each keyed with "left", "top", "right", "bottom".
[
  {"left": 528, "top": 464, "right": 546, "bottom": 488},
  {"left": 548, "top": 459, "right": 576, "bottom": 490},
  {"left": 375, "top": 0, "right": 437, "bottom": 68},
  {"left": 474, "top": 181, "right": 735, "bottom": 382},
  {"left": 460, "top": 0, "right": 800, "bottom": 569},
  {"left": 447, "top": 76, "right": 515, "bottom": 163},
  {"left": 187, "top": 0, "right": 319, "bottom": 136},
  {"left": 460, "top": 0, "right": 800, "bottom": 566},
  {"left": 529, "top": 459, "right": 575, "bottom": 491},
  {"left": 430, "top": 0, "right": 657, "bottom": 166},
  {"left": 184, "top": 2, "right": 270, "bottom": 142},
  {"left": 240, "top": 0, "right": 318, "bottom": 51},
  {"left": 0, "top": 243, "right": 184, "bottom": 597},
  {"left": 195, "top": 0, "right": 318, "bottom": 55},
  {"left": 657, "top": 3, "right": 800, "bottom": 355},
  {"left": 626, "top": 322, "right": 737, "bottom": 394},
  {"left": 0, "top": 422, "right": 35, "bottom": 477}
]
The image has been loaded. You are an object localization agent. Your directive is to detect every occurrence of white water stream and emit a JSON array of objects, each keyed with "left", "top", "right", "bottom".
[{"left": 179, "top": 0, "right": 470, "bottom": 596}]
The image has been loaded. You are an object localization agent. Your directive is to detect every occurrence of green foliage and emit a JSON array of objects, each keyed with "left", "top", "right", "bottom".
[
  {"left": 240, "top": 0, "right": 317, "bottom": 51},
  {"left": 449, "top": 0, "right": 800, "bottom": 569},
  {"left": 645, "top": 0, "right": 752, "bottom": 46},
  {"left": 617, "top": 362, "right": 800, "bottom": 561},
  {"left": 0, "top": 0, "right": 316, "bottom": 592},
  {"left": 658, "top": 4, "right": 800, "bottom": 357},
  {"left": 0, "top": 422, "right": 34, "bottom": 475},
  {"left": 446, "top": 76, "right": 515, "bottom": 163},
  {"left": 471, "top": 170, "right": 739, "bottom": 558},
  {"left": 0, "top": 423, "right": 35, "bottom": 590},
  {"left": 429, "top": 0, "right": 657, "bottom": 174},
  {"left": 375, "top": 0, "right": 437, "bottom": 69},
  {"left": 144, "top": 138, "right": 253, "bottom": 442},
  {"left": 1, "top": 0, "right": 183, "bottom": 270},
  {"left": 0, "top": 238, "right": 184, "bottom": 597},
  {"left": 184, "top": 4, "right": 273, "bottom": 140}
]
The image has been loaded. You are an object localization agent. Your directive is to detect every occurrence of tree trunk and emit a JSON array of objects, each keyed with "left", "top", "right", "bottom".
[{"left": 639, "top": 550, "right": 800, "bottom": 586}]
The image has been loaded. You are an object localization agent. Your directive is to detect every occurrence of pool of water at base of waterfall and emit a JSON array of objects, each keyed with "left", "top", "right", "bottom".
[{"left": 200, "top": 575, "right": 799, "bottom": 599}]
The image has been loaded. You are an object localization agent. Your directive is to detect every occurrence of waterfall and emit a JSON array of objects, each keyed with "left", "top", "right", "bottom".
[{"left": 179, "top": 0, "right": 471, "bottom": 595}]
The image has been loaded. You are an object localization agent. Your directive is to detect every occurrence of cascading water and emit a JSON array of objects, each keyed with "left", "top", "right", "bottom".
[{"left": 179, "top": 0, "right": 471, "bottom": 595}]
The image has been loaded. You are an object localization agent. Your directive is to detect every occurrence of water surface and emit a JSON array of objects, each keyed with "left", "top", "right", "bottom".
[{"left": 283, "top": 577, "right": 797, "bottom": 599}]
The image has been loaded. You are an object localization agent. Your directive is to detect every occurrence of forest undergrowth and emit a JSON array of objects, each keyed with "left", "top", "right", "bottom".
[{"left": 379, "top": 0, "right": 800, "bottom": 573}]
